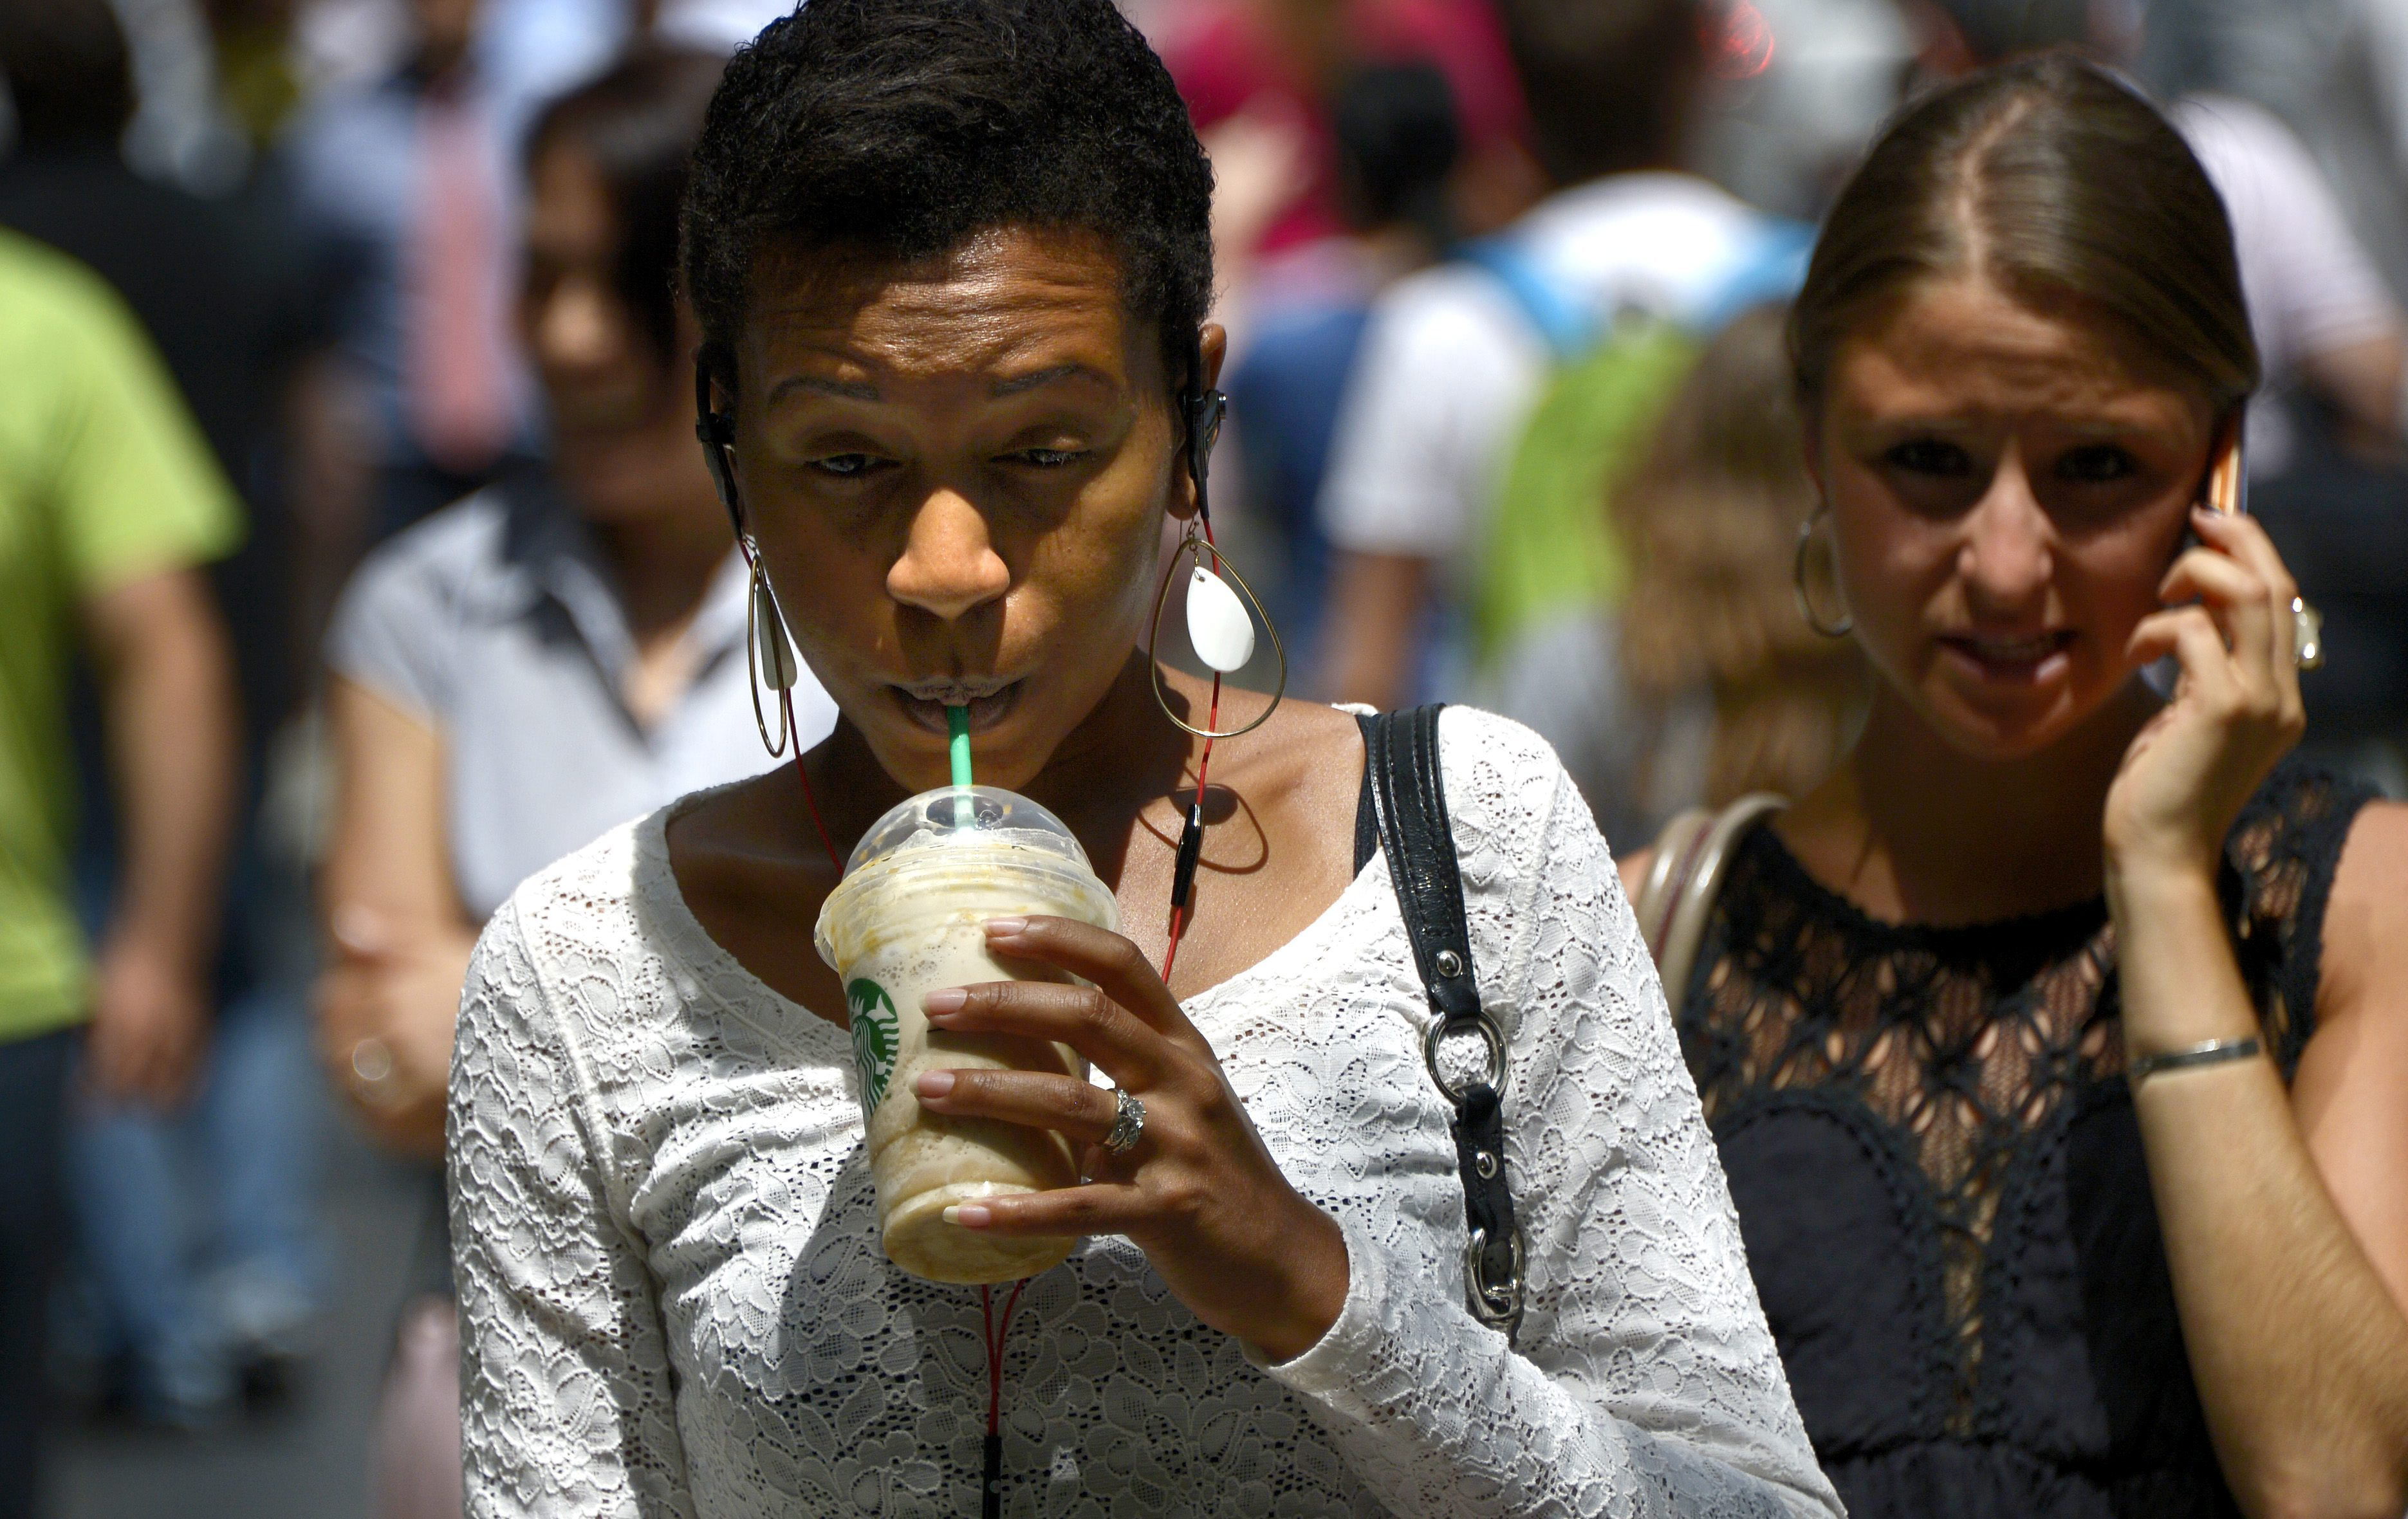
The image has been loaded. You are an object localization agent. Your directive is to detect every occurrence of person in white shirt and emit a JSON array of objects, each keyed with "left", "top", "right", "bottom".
[
  {"left": 1315, "top": 0, "right": 1803, "bottom": 713},
  {"left": 444, "top": 2, "right": 1842, "bottom": 1514}
]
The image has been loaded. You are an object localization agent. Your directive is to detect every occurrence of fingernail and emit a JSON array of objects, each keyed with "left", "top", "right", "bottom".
[
  {"left": 983, "top": 917, "right": 1027, "bottom": 937},
  {"left": 943, "top": 1203, "right": 992, "bottom": 1229},
  {"left": 922, "top": 987, "right": 967, "bottom": 1014},
  {"left": 914, "top": 1070, "right": 956, "bottom": 1098}
]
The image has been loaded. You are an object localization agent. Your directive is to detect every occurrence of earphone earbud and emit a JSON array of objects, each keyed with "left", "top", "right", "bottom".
[
  {"left": 1186, "top": 389, "right": 1227, "bottom": 501},
  {"left": 694, "top": 358, "right": 745, "bottom": 535}
]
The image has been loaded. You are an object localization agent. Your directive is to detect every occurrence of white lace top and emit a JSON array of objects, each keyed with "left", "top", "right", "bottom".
[{"left": 448, "top": 708, "right": 1840, "bottom": 1518}]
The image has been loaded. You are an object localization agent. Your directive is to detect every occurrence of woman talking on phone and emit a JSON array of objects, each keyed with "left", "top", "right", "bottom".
[
  {"left": 1627, "top": 55, "right": 2408, "bottom": 1518},
  {"left": 442, "top": 1, "right": 1837, "bottom": 1515}
]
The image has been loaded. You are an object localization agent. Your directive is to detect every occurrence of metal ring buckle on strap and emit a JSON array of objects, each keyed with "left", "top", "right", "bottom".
[
  {"left": 1464, "top": 1226, "right": 1526, "bottom": 1328},
  {"left": 1425, "top": 1015, "right": 1507, "bottom": 1106}
]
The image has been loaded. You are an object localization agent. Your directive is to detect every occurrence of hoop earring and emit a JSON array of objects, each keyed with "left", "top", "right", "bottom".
[
  {"left": 745, "top": 537, "right": 800, "bottom": 757},
  {"left": 1793, "top": 507, "right": 1855, "bottom": 638},
  {"left": 1144, "top": 385, "right": 1288, "bottom": 739},
  {"left": 1145, "top": 520, "right": 1289, "bottom": 738}
]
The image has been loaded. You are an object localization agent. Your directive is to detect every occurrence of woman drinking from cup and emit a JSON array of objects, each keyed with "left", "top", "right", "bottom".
[
  {"left": 1627, "top": 55, "right": 2408, "bottom": 1519},
  {"left": 443, "top": 1, "right": 1839, "bottom": 1515}
]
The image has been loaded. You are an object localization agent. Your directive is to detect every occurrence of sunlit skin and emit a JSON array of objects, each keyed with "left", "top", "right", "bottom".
[
  {"left": 1816, "top": 275, "right": 2213, "bottom": 768},
  {"left": 1761, "top": 273, "right": 2236, "bottom": 922},
  {"left": 1620, "top": 267, "right": 2408, "bottom": 1513},
  {"left": 733, "top": 231, "right": 1183, "bottom": 789},
  {"left": 666, "top": 226, "right": 1360, "bottom": 1361}
]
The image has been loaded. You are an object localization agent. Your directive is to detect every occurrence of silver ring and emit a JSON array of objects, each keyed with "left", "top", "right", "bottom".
[
  {"left": 1102, "top": 1087, "right": 1145, "bottom": 1155},
  {"left": 2291, "top": 596, "right": 2324, "bottom": 670}
]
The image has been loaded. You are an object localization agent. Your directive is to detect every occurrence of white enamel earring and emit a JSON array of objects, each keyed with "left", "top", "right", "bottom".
[
  {"left": 1184, "top": 556, "right": 1255, "bottom": 672},
  {"left": 1147, "top": 522, "right": 1288, "bottom": 739},
  {"left": 1144, "top": 386, "right": 1288, "bottom": 739}
]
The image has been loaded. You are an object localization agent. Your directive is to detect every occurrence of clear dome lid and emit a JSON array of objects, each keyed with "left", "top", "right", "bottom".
[
  {"left": 840, "top": 785, "right": 1095, "bottom": 878},
  {"left": 815, "top": 786, "right": 1117, "bottom": 971}
]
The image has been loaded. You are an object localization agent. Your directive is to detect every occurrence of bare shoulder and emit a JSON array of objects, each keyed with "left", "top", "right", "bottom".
[
  {"left": 1618, "top": 846, "right": 1654, "bottom": 901},
  {"left": 1211, "top": 692, "right": 1364, "bottom": 803},
  {"left": 662, "top": 769, "right": 847, "bottom": 1019},
  {"left": 2318, "top": 799, "right": 2408, "bottom": 1024},
  {"left": 663, "top": 769, "right": 782, "bottom": 857},
  {"left": 662, "top": 769, "right": 833, "bottom": 911},
  {"left": 2292, "top": 802, "right": 2408, "bottom": 1306}
]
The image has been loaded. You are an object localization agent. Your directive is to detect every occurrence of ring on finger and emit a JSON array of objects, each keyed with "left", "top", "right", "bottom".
[
  {"left": 1102, "top": 1087, "right": 1145, "bottom": 1155},
  {"left": 2291, "top": 596, "right": 2324, "bottom": 671}
]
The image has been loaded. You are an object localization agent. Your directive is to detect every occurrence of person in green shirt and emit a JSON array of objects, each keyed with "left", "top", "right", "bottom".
[{"left": 0, "top": 228, "right": 241, "bottom": 1513}]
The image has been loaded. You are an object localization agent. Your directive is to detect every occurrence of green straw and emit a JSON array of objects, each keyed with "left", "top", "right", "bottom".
[{"left": 947, "top": 704, "right": 974, "bottom": 788}]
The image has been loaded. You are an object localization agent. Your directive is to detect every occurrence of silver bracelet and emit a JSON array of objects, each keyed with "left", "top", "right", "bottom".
[{"left": 2128, "top": 1036, "right": 2262, "bottom": 1085}]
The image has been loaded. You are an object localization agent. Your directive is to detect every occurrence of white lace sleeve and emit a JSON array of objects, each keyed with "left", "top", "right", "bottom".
[
  {"left": 1261, "top": 727, "right": 1840, "bottom": 1518},
  {"left": 449, "top": 900, "right": 696, "bottom": 1519}
]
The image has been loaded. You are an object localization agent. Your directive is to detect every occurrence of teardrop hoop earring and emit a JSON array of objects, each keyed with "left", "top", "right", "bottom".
[
  {"left": 1144, "top": 385, "right": 1290, "bottom": 739},
  {"left": 1145, "top": 521, "right": 1288, "bottom": 740},
  {"left": 1793, "top": 507, "right": 1855, "bottom": 639},
  {"left": 744, "top": 536, "right": 801, "bottom": 757},
  {"left": 694, "top": 357, "right": 847, "bottom": 876},
  {"left": 1145, "top": 382, "right": 1290, "bottom": 980}
]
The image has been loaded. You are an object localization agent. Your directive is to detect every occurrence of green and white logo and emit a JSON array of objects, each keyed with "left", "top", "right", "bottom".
[{"left": 846, "top": 977, "right": 900, "bottom": 1114}]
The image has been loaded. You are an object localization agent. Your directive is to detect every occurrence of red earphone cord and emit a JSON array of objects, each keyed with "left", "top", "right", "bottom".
[
  {"left": 779, "top": 510, "right": 1218, "bottom": 1510},
  {"left": 1160, "top": 508, "right": 1222, "bottom": 983},
  {"left": 789, "top": 698, "right": 1026, "bottom": 1505}
]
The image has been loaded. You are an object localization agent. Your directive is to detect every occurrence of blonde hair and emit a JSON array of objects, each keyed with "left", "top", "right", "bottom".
[{"left": 1614, "top": 304, "right": 1864, "bottom": 807}]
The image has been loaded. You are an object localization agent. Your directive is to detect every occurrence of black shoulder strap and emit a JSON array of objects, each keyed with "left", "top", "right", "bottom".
[{"left": 1356, "top": 706, "right": 1525, "bottom": 1339}]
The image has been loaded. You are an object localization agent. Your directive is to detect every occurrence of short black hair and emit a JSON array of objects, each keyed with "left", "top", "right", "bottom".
[
  {"left": 0, "top": 0, "right": 135, "bottom": 146},
  {"left": 680, "top": 0, "right": 1215, "bottom": 405},
  {"left": 529, "top": 46, "right": 727, "bottom": 366},
  {"left": 1331, "top": 61, "right": 1459, "bottom": 241},
  {"left": 1930, "top": 0, "right": 2091, "bottom": 64},
  {"left": 1492, "top": 0, "right": 1705, "bottom": 184}
]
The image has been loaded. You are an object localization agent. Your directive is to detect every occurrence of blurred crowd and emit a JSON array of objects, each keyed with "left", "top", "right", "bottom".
[{"left": 3, "top": 0, "right": 2407, "bottom": 1512}]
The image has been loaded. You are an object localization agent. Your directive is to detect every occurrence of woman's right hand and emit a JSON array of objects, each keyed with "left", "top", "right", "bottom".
[
  {"left": 2105, "top": 508, "right": 2306, "bottom": 889},
  {"left": 913, "top": 915, "right": 1351, "bottom": 1363},
  {"left": 315, "top": 905, "right": 477, "bottom": 1157}
]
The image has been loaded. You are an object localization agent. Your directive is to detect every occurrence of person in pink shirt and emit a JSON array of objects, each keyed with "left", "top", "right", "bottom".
[{"left": 1160, "top": 0, "right": 1528, "bottom": 257}]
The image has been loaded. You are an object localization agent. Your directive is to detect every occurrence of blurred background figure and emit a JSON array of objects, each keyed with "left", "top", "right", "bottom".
[
  {"left": 285, "top": 0, "right": 543, "bottom": 543},
  {"left": 2136, "top": 0, "right": 2408, "bottom": 309},
  {"left": 311, "top": 46, "right": 833, "bottom": 1517},
  {"left": 1496, "top": 304, "right": 1866, "bottom": 849},
  {"left": 0, "top": 228, "right": 242, "bottom": 1512},
  {"left": 1695, "top": 0, "right": 1912, "bottom": 220},
  {"left": 1222, "top": 57, "right": 1462, "bottom": 677},
  {"left": 279, "top": 0, "right": 787, "bottom": 555},
  {"left": 1155, "top": 0, "right": 1532, "bottom": 272},
  {"left": 1315, "top": 0, "right": 1809, "bottom": 724},
  {"left": 0, "top": 0, "right": 333, "bottom": 1432}
]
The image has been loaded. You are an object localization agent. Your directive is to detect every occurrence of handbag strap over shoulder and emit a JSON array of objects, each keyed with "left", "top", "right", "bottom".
[
  {"left": 1631, "top": 793, "right": 1788, "bottom": 1010},
  {"left": 1357, "top": 705, "right": 1524, "bottom": 1339}
]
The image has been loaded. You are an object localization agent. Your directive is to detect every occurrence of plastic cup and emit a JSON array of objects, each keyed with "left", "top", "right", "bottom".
[{"left": 815, "top": 786, "right": 1118, "bottom": 1284}]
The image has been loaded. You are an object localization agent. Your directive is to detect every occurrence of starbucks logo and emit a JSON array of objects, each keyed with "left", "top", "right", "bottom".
[{"left": 846, "top": 978, "right": 900, "bottom": 1113}]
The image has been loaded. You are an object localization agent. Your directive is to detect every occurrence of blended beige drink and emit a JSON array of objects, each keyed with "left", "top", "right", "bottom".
[{"left": 815, "top": 786, "right": 1118, "bottom": 1284}]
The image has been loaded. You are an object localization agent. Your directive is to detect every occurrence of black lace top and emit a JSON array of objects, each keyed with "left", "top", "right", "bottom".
[{"left": 1673, "top": 763, "right": 2377, "bottom": 1518}]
